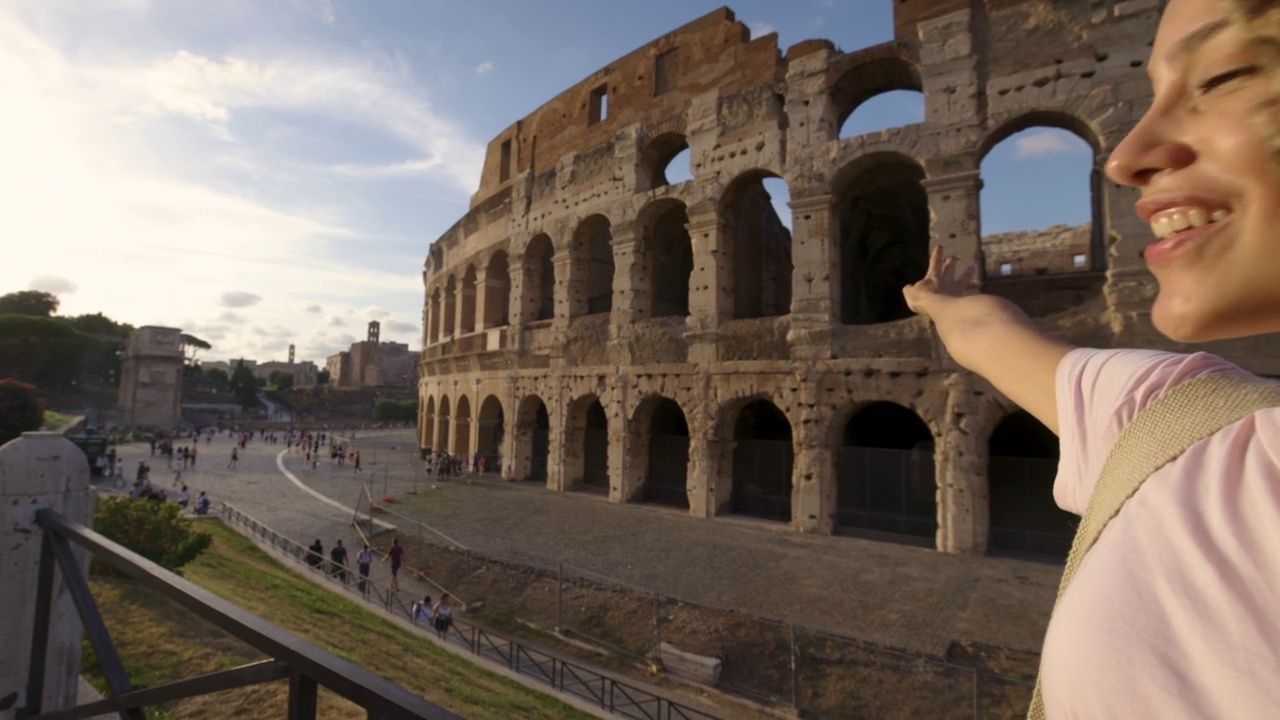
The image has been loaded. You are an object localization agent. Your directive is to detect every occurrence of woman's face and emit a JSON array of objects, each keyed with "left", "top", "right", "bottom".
[{"left": 1106, "top": 0, "right": 1280, "bottom": 342}]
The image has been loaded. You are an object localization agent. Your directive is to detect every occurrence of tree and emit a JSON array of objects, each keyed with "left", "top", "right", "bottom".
[
  {"left": 229, "top": 360, "right": 258, "bottom": 408},
  {"left": 92, "top": 497, "right": 212, "bottom": 572},
  {"left": 203, "top": 367, "right": 229, "bottom": 385},
  {"left": 0, "top": 378, "right": 45, "bottom": 445},
  {"left": 373, "top": 398, "right": 417, "bottom": 422},
  {"left": 316, "top": 369, "right": 331, "bottom": 386},
  {"left": 0, "top": 314, "right": 99, "bottom": 387},
  {"left": 179, "top": 333, "right": 211, "bottom": 365},
  {"left": 0, "top": 290, "right": 58, "bottom": 317},
  {"left": 268, "top": 370, "right": 294, "bottom": 391}
]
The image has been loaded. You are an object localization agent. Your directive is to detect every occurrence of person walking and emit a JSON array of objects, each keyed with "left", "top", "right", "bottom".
[
  {"left": 383, "top": 537, "right": 404, "bottom": 590},
  {"left": 329, "top": 539, "right": 348, "bottom": 582},
  {"left": 356, "top": 544, "right": 373, "bottom": 593},
  {"left": 432, "top": 594, "right": 453, "bottom": 639},
  {"left": 412, "top": 595, "right": 433, "bottom": 628},
  {"left": 227, "top": 447, "right": 238, "bottom": 470}
]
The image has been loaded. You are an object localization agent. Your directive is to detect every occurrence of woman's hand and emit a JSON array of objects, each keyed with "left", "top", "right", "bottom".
[{"left": 902, "top": 245, "right": 976, "bottom": 319}]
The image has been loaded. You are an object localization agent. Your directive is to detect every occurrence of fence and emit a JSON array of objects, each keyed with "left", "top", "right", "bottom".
[
  {"left": 352, "top": 498, "right": 1037, "bottom": 719},
  {"left": 221, "top": 503, "right": 721, "bottom": 720}
]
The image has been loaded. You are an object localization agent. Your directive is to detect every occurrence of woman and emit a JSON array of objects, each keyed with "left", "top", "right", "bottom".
[{"left": 904, "top": 1, "right": 1280, "bottom": 715}]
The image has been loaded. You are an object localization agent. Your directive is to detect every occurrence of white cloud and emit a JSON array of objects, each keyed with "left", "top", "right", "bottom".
[
  {"left": 328, "top": 316, "right": 345, "bottom": 327},
  {"left": 475, "top": 61, "right": 493, "bottom": 76},
  {"left": 363, "top": 305, "right": 391, "bottom": 319},
  {"left": 1012, "top": 129, "right": 1086, "bottom": 159},
  {"left": 749, "top": 21, "right": 776, "bottom": 39},
  {"left": 386, "top": 320, "right": 416, "bottom": 334},
  {"left": 218, "top": 311, "right": 246, "bottom": 323},
  {"left": 220, "top": 291, "right": 262, "bottom": 308},
  {"left": 289, "top": 0, "right": 335, "bottom": 25},
  {"left": 304, "top": 303, "right": 322, "bottom": 313},
  {"left": 29, "top": 275, "right": 78, "bottom": 294}
]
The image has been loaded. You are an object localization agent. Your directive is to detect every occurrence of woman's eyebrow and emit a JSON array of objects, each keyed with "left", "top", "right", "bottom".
[{"left": 1167, "top": 18, "right": 1232, "bottom": 64}]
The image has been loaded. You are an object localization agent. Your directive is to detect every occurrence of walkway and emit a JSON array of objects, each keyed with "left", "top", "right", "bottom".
[{"left": 108, "top": 429, "right": 1060, "bottom": 657}]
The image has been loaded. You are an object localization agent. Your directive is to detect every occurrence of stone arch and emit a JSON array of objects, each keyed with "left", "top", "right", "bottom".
[
  {"left": 565, "top": 394, "right": 609, "bottom": 492},
  {"left": 421, "top": 396, "right": 436, "bottom": 453},
  {"left": 638, "top": 131, "right": 691, "bottom": 190},
  {"left": 632, "top": 395, "right": 690, "bottom": 508},
  {"left": 833, "top": 152, "right": 930, "bottom": 325},
  {"left": 430, "top": 246, "right": 444, "bottom": 274},
  {"left": 524, "top": 234, "right": 555, "bottom": 322},
  {"left": 988, "top": 410, "right": 1074, "bottom": 558},
  {"left": 977, "top": 110, "right": 1107, "bottom": 293},
  {"left": 460, "top": 264, "right": 478, "bottom": 334},
  {"left": 484, "top": 251, "right": 511, "bottom": 328},
  {"left": 514, "top": 394, "right": 550, "bottom": 483},
  {"left": 476, "top": 394, "right": 505, "bottom": 474},
  {"left": 836, "top": 401, "right": 937, "bottom": 545},
  {"left": 570, "top": 215, "right": 614, "bottom": 317},
  {"left": 436, "top": 395, "right": 451, "bottom": 453},
  {"left": 638, "top": 199, "right": 693, "bottom": 319},
  {"left": 453, "top": 395, "right": 472, "bottom": 458},
  {"left": 724, "top": 398, "right": 793, "bottom": 522},
  {"left": 718, "top": 170, "right": 793, "bottom": 320},
  {"left": 443, "top": 274, "right": 458, "bottom": 337},
  {"left": 428, "top": 288, "right": 442, "bottom": 344},
  {"left": 827, "top": 54, "right": 923, "bottom": 140}
]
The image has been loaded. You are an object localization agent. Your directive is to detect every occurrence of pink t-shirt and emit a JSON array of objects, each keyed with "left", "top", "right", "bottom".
[{"left": 1044, "top": 348, "right": 1280, "bottom": 718}]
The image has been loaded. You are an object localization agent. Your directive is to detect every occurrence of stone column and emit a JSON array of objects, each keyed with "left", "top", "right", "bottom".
[
  {"left": 787, "top": 194, "right": 838, "bottom": 362},
  {"left": 471, "top": 267, "right": 489, "bottom": 334},
  {"left": 1, "top": 432, "right": 94, "bottom": 717},
  {"left": 936, "top": 372, "right": 989, "bottom": 554},
  {"left": 683, "top": 211, "right": 724, "bottom": 367},
  {"left": 608, "top": 225, "right": 641, "bottom": 330},
  {"left": 921, "top": 170, "right": 983, "bottom": 277},
  {"left": 551, "top": 254, "right": 574, "bottom": 339},
  {"left": 792, "top": 371, "right": 835, "bottom": 534}
]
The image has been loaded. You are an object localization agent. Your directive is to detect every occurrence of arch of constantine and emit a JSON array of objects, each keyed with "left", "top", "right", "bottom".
[{"left": 418, "top": 1, "right": 1280, "bottom": 555}]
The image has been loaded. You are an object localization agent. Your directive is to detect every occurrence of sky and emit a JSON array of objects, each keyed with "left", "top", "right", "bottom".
[{"left": 0, "top": 0, "right": 1095, "bottom": 365}]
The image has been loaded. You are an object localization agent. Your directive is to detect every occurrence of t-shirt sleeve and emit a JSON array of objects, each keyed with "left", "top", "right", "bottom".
[{"left": 1052, "top": 348, "right": 1240, "bottom": 515}]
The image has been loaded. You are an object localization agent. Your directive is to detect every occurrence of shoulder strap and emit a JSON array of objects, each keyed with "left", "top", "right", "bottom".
[{"left": 1029, "top": 370, "right": 1280, "bottom": 719}]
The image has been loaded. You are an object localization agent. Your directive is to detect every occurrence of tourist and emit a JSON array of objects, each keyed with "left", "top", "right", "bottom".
[
  {"left": 432, "top": 594, "right": 453, "bottom": 639},
  {"left": 902, "top": 1, "right": 1280, "bottom": 714},
  {"left": 356, "top": 543, "right": 373, "bottom": 593},
  {"left": 194, "top": 491, "right": 210, "bottom": 515},
  {"left": 227, "top": 447, "right": 238, "bottom": 470},
  {"left": 383, "top": 537, "right": 404, "bottom": 590},
  {"left": 412, "top": 595, "right": 433, "bottom": 628},
  {"left": 306, "top": 538, "right": 324, "bottom": 569},
  {"left": 177, "top": 485, "right": 190, "bottom": 510},
  {"left": 329, "top": 539, "right": 348, "bottom": 581}
]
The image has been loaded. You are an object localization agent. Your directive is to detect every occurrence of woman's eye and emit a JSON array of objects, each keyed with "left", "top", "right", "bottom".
[{"left": 1198, "top": 65, "right": 1260, "bottom": 94}]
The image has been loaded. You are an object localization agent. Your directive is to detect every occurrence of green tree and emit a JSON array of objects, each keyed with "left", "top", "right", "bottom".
[
  {"left": 0, "top": 290, "right": 59, "bottom": 317},
  {"left": 316, "top": 369, "right": 330, "bottom": 386},
  {"left": 92, "top": 497, "right": 212, "bottom": 572},
  {"left": 0, "top": 314, "right": 99, "bottom": 387},
  {"left": 203, "top": 367, "right": 229, "bottom": 385},
  {"left": 373, "top": 398, "right": 417, "bottom": 422},
  {"left": 229, "top": 360, "right": 258, "bottom": 408},
  {"left": 268, "top": 370, "right": 295, "bottom": 391},
  {"left": 0, "top": 378, "right": 45, "bottom": 445},
  {"left": 179, "top": 333, "right": 211, "bottom": 365},
  {"left": 66, "top": 312, "right": 132, "bottom": 389}
]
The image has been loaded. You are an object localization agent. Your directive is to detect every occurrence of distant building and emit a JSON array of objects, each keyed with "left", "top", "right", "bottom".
[
  {"left": 326, "top": 321, "right": 417, "bottom": 388},
  {"left": 203, "top": 344, "right": 319, "bottom": 388}
]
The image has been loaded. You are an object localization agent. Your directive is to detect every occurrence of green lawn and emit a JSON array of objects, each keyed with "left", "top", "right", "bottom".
[{"left": 83, "top": 521, "right": 594, "bottom": 719}]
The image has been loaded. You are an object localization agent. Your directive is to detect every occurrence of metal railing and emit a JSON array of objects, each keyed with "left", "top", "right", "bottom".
[
  {"left": 20, "top": 507, "right": 460, "bottom": 720},
  {"left": 221, "top": 503, "right": 722, "bottom": 720}
]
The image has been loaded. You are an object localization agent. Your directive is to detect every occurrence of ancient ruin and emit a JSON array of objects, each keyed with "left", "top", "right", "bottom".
[
  {"left": 117, "top": 325, "right": 183, "bottom": 429},
  {"left": 417, "top": 0, "right": 1280, "bottom": 555}
]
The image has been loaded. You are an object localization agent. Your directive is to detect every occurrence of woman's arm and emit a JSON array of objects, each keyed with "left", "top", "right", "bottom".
[{"left": 903, "top": 247, "right": 1075, "bottom": 434}]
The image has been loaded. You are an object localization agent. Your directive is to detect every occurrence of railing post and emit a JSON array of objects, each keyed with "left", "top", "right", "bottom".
[
  {"left": 789, "top": 622, "right": 799, "bottom": 711},
  {"left": 1, "top": 431, "right": 94, "bottom": 717},
  {"left": 972, "top": 668, "right": 980, "bottom": 719}
]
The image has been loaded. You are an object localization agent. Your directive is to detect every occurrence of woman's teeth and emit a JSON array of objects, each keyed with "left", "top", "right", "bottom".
[{"left": 1150, "top": 208, "right": 1228, "bottom": 238}]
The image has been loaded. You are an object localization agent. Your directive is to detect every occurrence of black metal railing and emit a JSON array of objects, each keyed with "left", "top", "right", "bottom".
[
  {"left": 20, "top": 508, "right": 459, "bottom": 720},
  {"left": 220, "top": 504, "right": 722, "bottom": 720}
]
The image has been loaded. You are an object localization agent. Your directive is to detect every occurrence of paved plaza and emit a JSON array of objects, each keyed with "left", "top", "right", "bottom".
[{"left": 109, "top": 429, "right": 1061, "bottom": 658}]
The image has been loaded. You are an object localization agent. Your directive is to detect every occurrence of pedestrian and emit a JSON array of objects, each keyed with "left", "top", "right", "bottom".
[
  {"left": 903, "top": 2, "right": 1280, "bottom": 714},
  {"left": 412, "top": 595, "right": 433, "bottom": 628},
  {"left": 432, "top": 594, "right": 453, "bottom": 639},
  {"left": 227, "top": 447, "right": 238, "bottom": 470},
  {"left": 356, "top": 543, "right": 373, "bottom": 593},
  {"left": 329, "top": 539, "right": 348, "bottom": 581},
  {"left": 353, "top": 451, "right": 362, "bottom": 473},
  {"left": 306, "top": 539, "right": 324, "bottom": 568},
  {"left": 383, "top": 537, "right": 404, "bottom": 590},
  {"left": 177, "top": 485, "right": 190, "bottom": 510},
  {"left": 194, "top": 491, "right": 210, "bottom": 515}
]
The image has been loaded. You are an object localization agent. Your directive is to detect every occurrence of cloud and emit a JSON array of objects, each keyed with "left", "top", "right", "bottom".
[
  {"left": 218, "top": 311, "right": 246, "bottom": 323},
  {"left": 304, "top": 303, "right": 322, "bottom": 313},
  {"left": 749, "top": 21, "right": 776, "bottom": 39},
  {"left": 220, "top": 291, "right": 262, "bottom": 308},
  {"left": 29, "top": 275, "right": 78, "bottom": 294},
  {"left": 328, "top": 316, "right": 345, "bottom": 327},
  {"left": 475, "top": 61, "right": 493, "bottom": 76},
  {"left": 386, "top": 320, "right": 417, "bottom": 334},
  {"left": 289, "top": 0, "right": 335, "bottom": 25},
  {"left": 1012, "top": 129, "right": 1086, "bottom": 159},
  {"left": 363, "top": 305, "right": 391, "bottom": 319}
]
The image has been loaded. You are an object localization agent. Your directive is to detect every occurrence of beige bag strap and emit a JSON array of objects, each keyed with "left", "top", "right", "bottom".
[{"left": 1028, "top": 370, "right": 1280, "bottom": 719}]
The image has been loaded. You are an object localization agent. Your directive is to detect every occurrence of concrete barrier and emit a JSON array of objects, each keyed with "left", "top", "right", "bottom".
[{"left": 658, "top": 642, "right": 722, "bottom": 685}]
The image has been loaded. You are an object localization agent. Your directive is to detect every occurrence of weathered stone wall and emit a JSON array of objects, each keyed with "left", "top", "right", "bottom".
[
  {"left": 118, "top": 326, "right": 183, "bottom": 429},
  {"left": 417, "top": 1, "right": 1280, "bottom": 555}
]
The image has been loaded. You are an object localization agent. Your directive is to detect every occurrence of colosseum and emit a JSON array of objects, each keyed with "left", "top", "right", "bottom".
[{"left": 418, "top": 0, "right": 1280, "bottom": 556}]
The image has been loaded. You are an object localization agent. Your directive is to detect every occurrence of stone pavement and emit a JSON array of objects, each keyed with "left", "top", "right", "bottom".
[{"left": 107, "top": 429, "right": 1060, "bottom": 658}]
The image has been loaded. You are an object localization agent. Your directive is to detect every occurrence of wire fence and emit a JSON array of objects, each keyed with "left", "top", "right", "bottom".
[
  {"left": 352, "top": 490, "right": 1037, "bottom": 719},
  {"left": 220, "top": 502, "right": 721, "bottom": 720}
]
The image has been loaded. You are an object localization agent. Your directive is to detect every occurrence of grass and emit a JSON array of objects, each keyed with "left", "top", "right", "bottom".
[
  {"left": 42, "top": 409, "right": 78, "bottom": 431},
  {"left": 82, "top": 521, "right": 595, "bottom": 719}
]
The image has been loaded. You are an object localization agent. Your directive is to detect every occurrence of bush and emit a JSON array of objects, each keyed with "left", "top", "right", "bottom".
[
  {"left": 93, "top": 497, "right": 212, "bottom": 573},
  {"left": 0, "top": 377, "right": 45, "bottom": 446}
]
